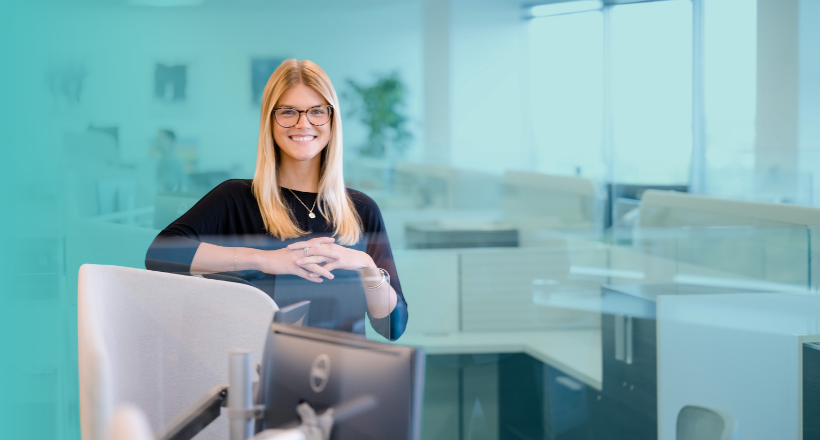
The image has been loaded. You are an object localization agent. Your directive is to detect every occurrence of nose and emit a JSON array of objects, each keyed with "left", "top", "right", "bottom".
[{"left": 294, "top": 111, "right": 312, "bottom": 129}]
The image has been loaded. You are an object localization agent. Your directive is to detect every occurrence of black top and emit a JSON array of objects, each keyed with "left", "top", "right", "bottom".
[{"left": 145, "top": 179, "right": 408, "bottom": 341}]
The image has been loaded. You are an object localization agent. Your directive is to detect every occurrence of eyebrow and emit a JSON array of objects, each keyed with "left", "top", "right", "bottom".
[{"left": 276, "top": 104, "right": 327, "bottom": 108}]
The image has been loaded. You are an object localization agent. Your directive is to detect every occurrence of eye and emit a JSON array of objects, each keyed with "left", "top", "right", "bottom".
[
  {"left": 278, "top": 109, "right": 297, "bottom": 116},
  {"left": 309, "top": 107, "right": 327, "bottom": 116}
]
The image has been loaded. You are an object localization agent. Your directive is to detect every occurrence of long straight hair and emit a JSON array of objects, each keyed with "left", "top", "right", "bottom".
[{"left": 253, "top": 59, "right": 361, "bottom": 245}]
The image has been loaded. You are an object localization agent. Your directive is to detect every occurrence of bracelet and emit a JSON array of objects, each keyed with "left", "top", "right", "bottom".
[{"left": 363, "top": 268, "right": 389, "bottom": 290}]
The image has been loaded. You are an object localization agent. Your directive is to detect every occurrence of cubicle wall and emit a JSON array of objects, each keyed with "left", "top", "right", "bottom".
[
  {"left": 502, "top": 171, "right": 601, "bottom": 232},
  {"left": 638, "top": 190, "right": 820, "bottom": 290},
  {"left": 384, "top": 188, "right": 820, "bottom": 440}
]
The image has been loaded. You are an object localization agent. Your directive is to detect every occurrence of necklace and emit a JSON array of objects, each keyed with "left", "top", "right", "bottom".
[{"left": 287, "top": 188, "right": 318, "bottom": 219}]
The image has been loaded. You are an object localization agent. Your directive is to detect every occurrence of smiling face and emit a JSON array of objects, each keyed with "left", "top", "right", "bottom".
[{"left": 271, "top": 83, "right": 332, "bottom": 164}]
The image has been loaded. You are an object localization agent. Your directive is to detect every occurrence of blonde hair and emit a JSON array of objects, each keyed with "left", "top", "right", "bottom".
[{"left": 253, "top": 59, "right": 361, "bottom": 245}]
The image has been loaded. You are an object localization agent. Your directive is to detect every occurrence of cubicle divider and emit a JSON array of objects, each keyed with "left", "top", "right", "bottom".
[
  {"left": 638, "top": 190, "right": 820, "bottom": 290},
  {"left": 383, "top": 189, "right": 819, "bottom": 440}
]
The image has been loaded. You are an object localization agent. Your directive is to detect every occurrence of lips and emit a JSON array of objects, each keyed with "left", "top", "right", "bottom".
[{"left": 290, "top": 135, "right": 317, "bottom": 142}]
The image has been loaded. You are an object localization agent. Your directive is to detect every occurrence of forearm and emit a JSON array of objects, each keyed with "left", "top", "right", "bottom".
[
  {"left": 360, "top": 267, "right": 398, "bottom": 319},
  {"left": 190, "top": 242, "right": 263, "bottom": 275}
]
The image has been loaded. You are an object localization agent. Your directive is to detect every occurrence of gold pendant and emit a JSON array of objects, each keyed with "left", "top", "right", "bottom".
[{"left": 309, "top": 212, "right": 316, "bottom": 219}]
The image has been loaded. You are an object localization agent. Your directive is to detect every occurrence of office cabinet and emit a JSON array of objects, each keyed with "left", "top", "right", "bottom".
[
  {"left": 657, "top": 293, "right": 820, "bottom": 440},
  {"left": 598, "top": 284, "right": 766, "bottom": 440},
  {"left": 804, "top": 343, "right": 820, "bottom": 439}
]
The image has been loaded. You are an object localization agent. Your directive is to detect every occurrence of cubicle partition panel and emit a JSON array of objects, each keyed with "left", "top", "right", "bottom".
[
  {"left": 638, "top": 190, "right": 820, "bottom": 290},
  {"left": 633, "top": 223, "right": 812, "bottom": 290},
  {"left": 460, "top": 247, "right": 587, "bottom": 332},
  {"left": 502, "top": 171, "right": 603, "bottom": 237}
]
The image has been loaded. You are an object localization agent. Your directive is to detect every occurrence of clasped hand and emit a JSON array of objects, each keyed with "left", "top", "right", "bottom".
[{"left": 257, "top": 237, "right": 375, "bottom": 283}]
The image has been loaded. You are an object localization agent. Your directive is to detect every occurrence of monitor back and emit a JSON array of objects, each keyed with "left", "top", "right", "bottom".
[
  {"left": 273, "top": 300, "right": 310, "bottom": 327},
  {"left": 255, "top": 323, "right": 424, "bottom": 440}
]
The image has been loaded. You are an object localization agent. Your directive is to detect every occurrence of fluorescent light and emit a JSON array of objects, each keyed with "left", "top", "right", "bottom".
[
  {"left": 529, "top": 0, "right": 603, "bottom": 17},
  {"left": 129, "top": 0, "right": 203, "bottom": 6}
]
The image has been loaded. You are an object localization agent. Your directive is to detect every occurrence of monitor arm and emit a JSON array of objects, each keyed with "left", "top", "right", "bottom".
[
  {"left": 157, "top": 350, "right": 376, "bottom": 440},
  {"left": 155, "top": 384, "right": 229, "bottom": 440}
]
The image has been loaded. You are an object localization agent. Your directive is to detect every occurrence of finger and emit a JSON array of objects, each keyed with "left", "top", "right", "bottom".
[
  {"left": 288, "top": 237, "right": 335, "bottom": 249},
  {"left": 295, "top": 256, "right": 332, "bottom": 266},
  {"left": 322, "top": 260, "right": 341, "bottom": 272},
  {"left": 293, "top": 266, "right": 323, "bottom": 283},
  {"left": 298, "top": 246, "right": 340, "bottom": 260},
  {"left": 302, "top": 263, "right": 334, "bottom": 279}
]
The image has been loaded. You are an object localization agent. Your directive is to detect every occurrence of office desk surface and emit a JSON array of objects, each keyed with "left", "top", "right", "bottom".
[{"left": 395, "top": 329, "right": 602, "bottom": 390}]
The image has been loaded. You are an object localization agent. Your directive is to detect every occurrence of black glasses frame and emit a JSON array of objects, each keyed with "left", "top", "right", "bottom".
[{"left": 271, "top": 104, "right": 334, "bottom": 128}]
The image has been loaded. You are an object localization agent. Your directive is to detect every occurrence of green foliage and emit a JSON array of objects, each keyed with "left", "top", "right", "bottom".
[{"left": 345, "top": 72, "right": 412, "bottom": 158}]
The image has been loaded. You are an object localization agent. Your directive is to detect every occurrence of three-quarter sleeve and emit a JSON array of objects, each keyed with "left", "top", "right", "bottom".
[
  {"left": 352, "top": 191, "right": 409, "bottom": 341},
  {"left": 145, "top": 180, "right": 238, "bottom": 274}
]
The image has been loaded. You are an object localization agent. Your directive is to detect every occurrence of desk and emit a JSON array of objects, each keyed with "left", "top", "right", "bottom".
[
  {"left": 389, "top": 329, "right": 601, "bottom": 440},
  {"left": 396, "top": 329, "right": 602, "bottom": 390}
]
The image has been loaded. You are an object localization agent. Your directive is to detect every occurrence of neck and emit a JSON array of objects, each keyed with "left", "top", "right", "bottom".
[{"left": 278, "top": 153, "right": 321, "bottom": 193}]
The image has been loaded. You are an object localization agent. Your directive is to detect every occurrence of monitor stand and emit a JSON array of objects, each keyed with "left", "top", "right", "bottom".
[{"left": 157, "top": 350, "right": 375, "bottom": 440}]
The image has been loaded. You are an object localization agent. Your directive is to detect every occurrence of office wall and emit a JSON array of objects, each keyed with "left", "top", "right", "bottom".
[{"left": 19, "top": 2, "right": 425, "bottom": 173}]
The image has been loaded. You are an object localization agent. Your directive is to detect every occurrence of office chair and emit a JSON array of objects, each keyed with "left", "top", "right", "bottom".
[
  {"left": 109, "top": 405, "right": 155, "bottom": 440},
  {"left": 676, "top": 405, "right": 738, "bottom": 440},
  {"left": 78, "top": 264, "right": 277, "bottom": 440}
]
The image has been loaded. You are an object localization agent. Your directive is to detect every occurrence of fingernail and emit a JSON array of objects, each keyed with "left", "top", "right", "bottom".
[
  {"left": 310, "top": 273, "right": 317, "bottom": 277},
  {"left": 296, "top": 259, "right": 303, "bottom": 264}
]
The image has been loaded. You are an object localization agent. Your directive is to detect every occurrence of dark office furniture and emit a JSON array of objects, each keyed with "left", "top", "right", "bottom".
[
  {"left": 405, "top": 222, "right": 519, "bottom": 249},
  {"left": 804, "top": 343, "right": 820, "bottom": 439}
]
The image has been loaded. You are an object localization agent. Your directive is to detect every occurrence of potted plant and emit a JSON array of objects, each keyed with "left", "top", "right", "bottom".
[{"left": 345, "top": 72, "right": 413, "bottom": 159}]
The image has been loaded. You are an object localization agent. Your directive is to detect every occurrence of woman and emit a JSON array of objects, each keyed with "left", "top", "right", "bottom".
[{"left": 145, "top": 59, "right": 407, "bottom": 341}]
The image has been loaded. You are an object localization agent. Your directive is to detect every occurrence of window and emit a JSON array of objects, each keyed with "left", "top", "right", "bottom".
[
  {"left": 701, "top": 0, "right": 757, "bottom": 197},
  {"left": 528, "top": 11, "right": 605, "bottom": 178},
  {"left": 609, "top": 0, "right": 693, "bottom": 184},
  {"left": 528, "top": 0, "right": 694, "bottom": 185}
]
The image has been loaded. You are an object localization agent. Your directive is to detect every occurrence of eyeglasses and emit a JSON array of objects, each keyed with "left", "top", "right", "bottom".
[{"left": 272, "top": 105, "right": 334, "bottom": 128}]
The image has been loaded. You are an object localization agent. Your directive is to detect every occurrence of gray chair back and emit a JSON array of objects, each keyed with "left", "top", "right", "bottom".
[{"left": 676, "top": 405, "right": 738, "bottom": 440}]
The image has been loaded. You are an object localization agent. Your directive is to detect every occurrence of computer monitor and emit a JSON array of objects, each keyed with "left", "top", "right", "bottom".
[
  {"left": 273, "top": 300, "right": 310, "bottom": 326},
  {"left": 255, "top": 323, "right": 425, "bottom": 440}
]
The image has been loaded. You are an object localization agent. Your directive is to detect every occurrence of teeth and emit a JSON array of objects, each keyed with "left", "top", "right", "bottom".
[{"left": 291, "top": 136, "right": 315, "bottom": 142}]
